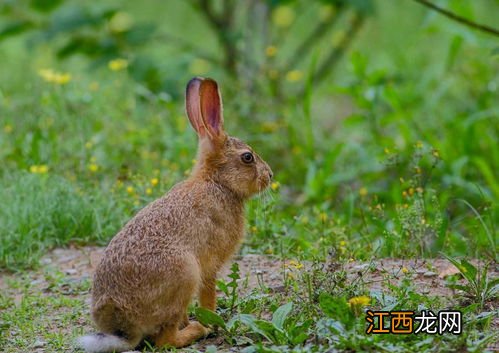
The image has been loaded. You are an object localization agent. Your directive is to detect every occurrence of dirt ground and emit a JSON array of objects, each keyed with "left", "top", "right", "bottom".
[{"left": 1, "top": 246, "right": 497, "bottom": 352}]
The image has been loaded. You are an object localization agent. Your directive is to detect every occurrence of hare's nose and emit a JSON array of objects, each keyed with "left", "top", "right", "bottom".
[{"left": 268, "top": 171, "right": 273, "bottom": 180}]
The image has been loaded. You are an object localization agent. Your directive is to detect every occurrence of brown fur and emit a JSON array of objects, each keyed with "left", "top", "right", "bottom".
[{"left": 84, "top": 77, "right": 272, "bottom": 351}]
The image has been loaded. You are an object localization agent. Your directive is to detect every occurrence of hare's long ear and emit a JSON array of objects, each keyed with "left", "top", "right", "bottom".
[
  {"left": 199, "top": 78, "right": 225, "bottom": 141},
  {"left": 186, "top": 77, "right": 207, "bottom": 137}
]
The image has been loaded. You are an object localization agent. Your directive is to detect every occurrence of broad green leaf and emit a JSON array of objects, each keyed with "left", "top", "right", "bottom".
[
  {"left": 447, "top": 283, "right": 471, "bottom": 292},
  {"left": 291, "top": 333, "right": 309, "bottom": 345},
  {"left": 216, "top": 279, "right": 229, "bottom": 296},
  {"left": 237, "top": 314, "right": 273, "bottom": 342},
  {"left": 271, "top": 302, "right": 293, "bottom": 330},
  {"left": 460, "top": 259, "right": 478, "bottom": 284},
  {"left": 441, "top": 253, "right": 475, "bottom": 285},
  {"left": 195, "top": 307, "right": 226, "bottom": 329}
]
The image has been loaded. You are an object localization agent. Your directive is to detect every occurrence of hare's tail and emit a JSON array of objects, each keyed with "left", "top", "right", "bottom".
[{"left": 77, "top": 333, "right": 134, "bottom": 353}]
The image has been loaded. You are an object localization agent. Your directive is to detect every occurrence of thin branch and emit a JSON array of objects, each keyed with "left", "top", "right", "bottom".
[{"left": 412, "top": 0, "right": 499, "bottom": 37}]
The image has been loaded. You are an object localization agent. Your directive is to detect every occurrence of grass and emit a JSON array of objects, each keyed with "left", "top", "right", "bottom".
[
  {"left": 0, "top": 0, "right": 497, "bottom": 351},
  {"left": 1, "top": 253, "right": 497, "bottom": 352},
  {"left": 0, "top": 172, "right": 125, "bottom": 270}
]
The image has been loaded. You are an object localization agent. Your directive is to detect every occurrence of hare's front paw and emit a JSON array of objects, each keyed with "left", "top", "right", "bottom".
[{"left": 190, "top": 321, "right": 212, "bottom": 336}]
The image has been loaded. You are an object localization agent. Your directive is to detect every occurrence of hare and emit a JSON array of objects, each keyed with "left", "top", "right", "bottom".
[{"left": 78, "top": 77, "right": 273, "bottom": 353}]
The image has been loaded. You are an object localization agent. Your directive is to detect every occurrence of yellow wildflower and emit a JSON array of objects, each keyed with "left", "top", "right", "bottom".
[
  {"left": 402, "top": 267, "right": 409, "bottom": 274},
  {"left": 109, "top": 12, "right": 133, "bottom": 33},
  {"left": 285, "top": 70, "right": 303, "bottom": 82},
  {"left": 359, "top": 187, "right": 368, "bottom": 197},
  {"left": 150, "top": 178, "right": 159, "bottom": 186},
  {"left": 348, "top": 295, "right": 370, "bottom": 307},
  {"left": 30, "top": 165, "right": 49, "bottom": 174},
  {"left": 265, "top": 45, "right": 278, "bottom": 57},
  {"left": 88, "top": 164, "right": 99, "bottom": 172},
  {"left": 319, "top": 212, "right": 328, "bottom": 222},
  {"left": 251, "top": 226, "right": 257, "bottom": 233},
  {"left": 408, "top": 188, "right": 415, "bottom": 196},
  {"left": 288, "top": 260, "right": 304, "bottom": 270},
  {"left": 264, "top": 248, "right": 274, "bottom": 255},
  {"left": 3, "top": 124, "right": 13, "bottom": 133},
  {"left": 126, "top": 186, "right": 134, "bottom": 194},
  {"left": 38, "top": 69, "right": 72, "bottom": 85},
  {"left": 146, "top": 188, "right": 153, "bottom": 195},
  {"left": 108, "top": 59, "right": 128, "bottom": 71},
  {"left": 271, "top": 181, "right": 280, "bottom": 191},
  {"left": 339, "top": 240, "right": 347, "bottom": 247},
  {"left": 432, "top": 149, "right": 440, "bottom": 158},
  {"left": 272, "top": 5, "right": 295, "bottom": 27},
  {"left": 301, "top": 216, "right": 309, "bottom": 224},
  {"left": 416, "top": 141, "right": 423, "bottom": 148},
  {"left": 415, "top": 166, "right": 422, "bottom": 174}
]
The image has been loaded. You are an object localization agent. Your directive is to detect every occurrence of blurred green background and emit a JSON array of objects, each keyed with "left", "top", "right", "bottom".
[{"left": 0, "top": 0, "right": 497, "bottom": 270}]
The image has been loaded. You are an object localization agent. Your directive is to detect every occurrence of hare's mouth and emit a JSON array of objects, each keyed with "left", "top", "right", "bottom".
[{"left": 257, "top": 175, "right": 271, "bottom": 192}]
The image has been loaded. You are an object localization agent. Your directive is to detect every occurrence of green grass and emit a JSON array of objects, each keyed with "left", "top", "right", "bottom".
[{"left": 0, "top": 172, "right": 125, "bottom": 270}]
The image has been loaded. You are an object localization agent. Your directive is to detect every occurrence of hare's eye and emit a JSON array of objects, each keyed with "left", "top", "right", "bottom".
[{"left": 241, "top": 152, "right": 254, "bottom": 164}]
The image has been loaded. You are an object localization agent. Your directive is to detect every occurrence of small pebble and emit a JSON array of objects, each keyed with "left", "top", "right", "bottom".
[
  {"left": 65, "top": 269, "right": 77, "bottom": 275},
  {"left": 33, "top": 340, "right": 46, "bottom": 348},
  {"left": 352, "top": 264, "right": 369, "bottom": 271},
  {"left": 40, "top": 258, "right": 52, "bottom": 265},
  {"left": 423, "top": 271, "right": 437, "bottom": 277}
]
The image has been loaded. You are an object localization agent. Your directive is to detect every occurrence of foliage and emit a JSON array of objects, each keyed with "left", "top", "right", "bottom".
[{"left": 442, "top": 253, "right": 498, "bottom": 310}]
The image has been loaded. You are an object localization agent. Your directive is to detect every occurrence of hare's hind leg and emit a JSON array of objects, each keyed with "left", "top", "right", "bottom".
[{"left": 153, "top": 321, "right": 209, "bottom": 348}]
